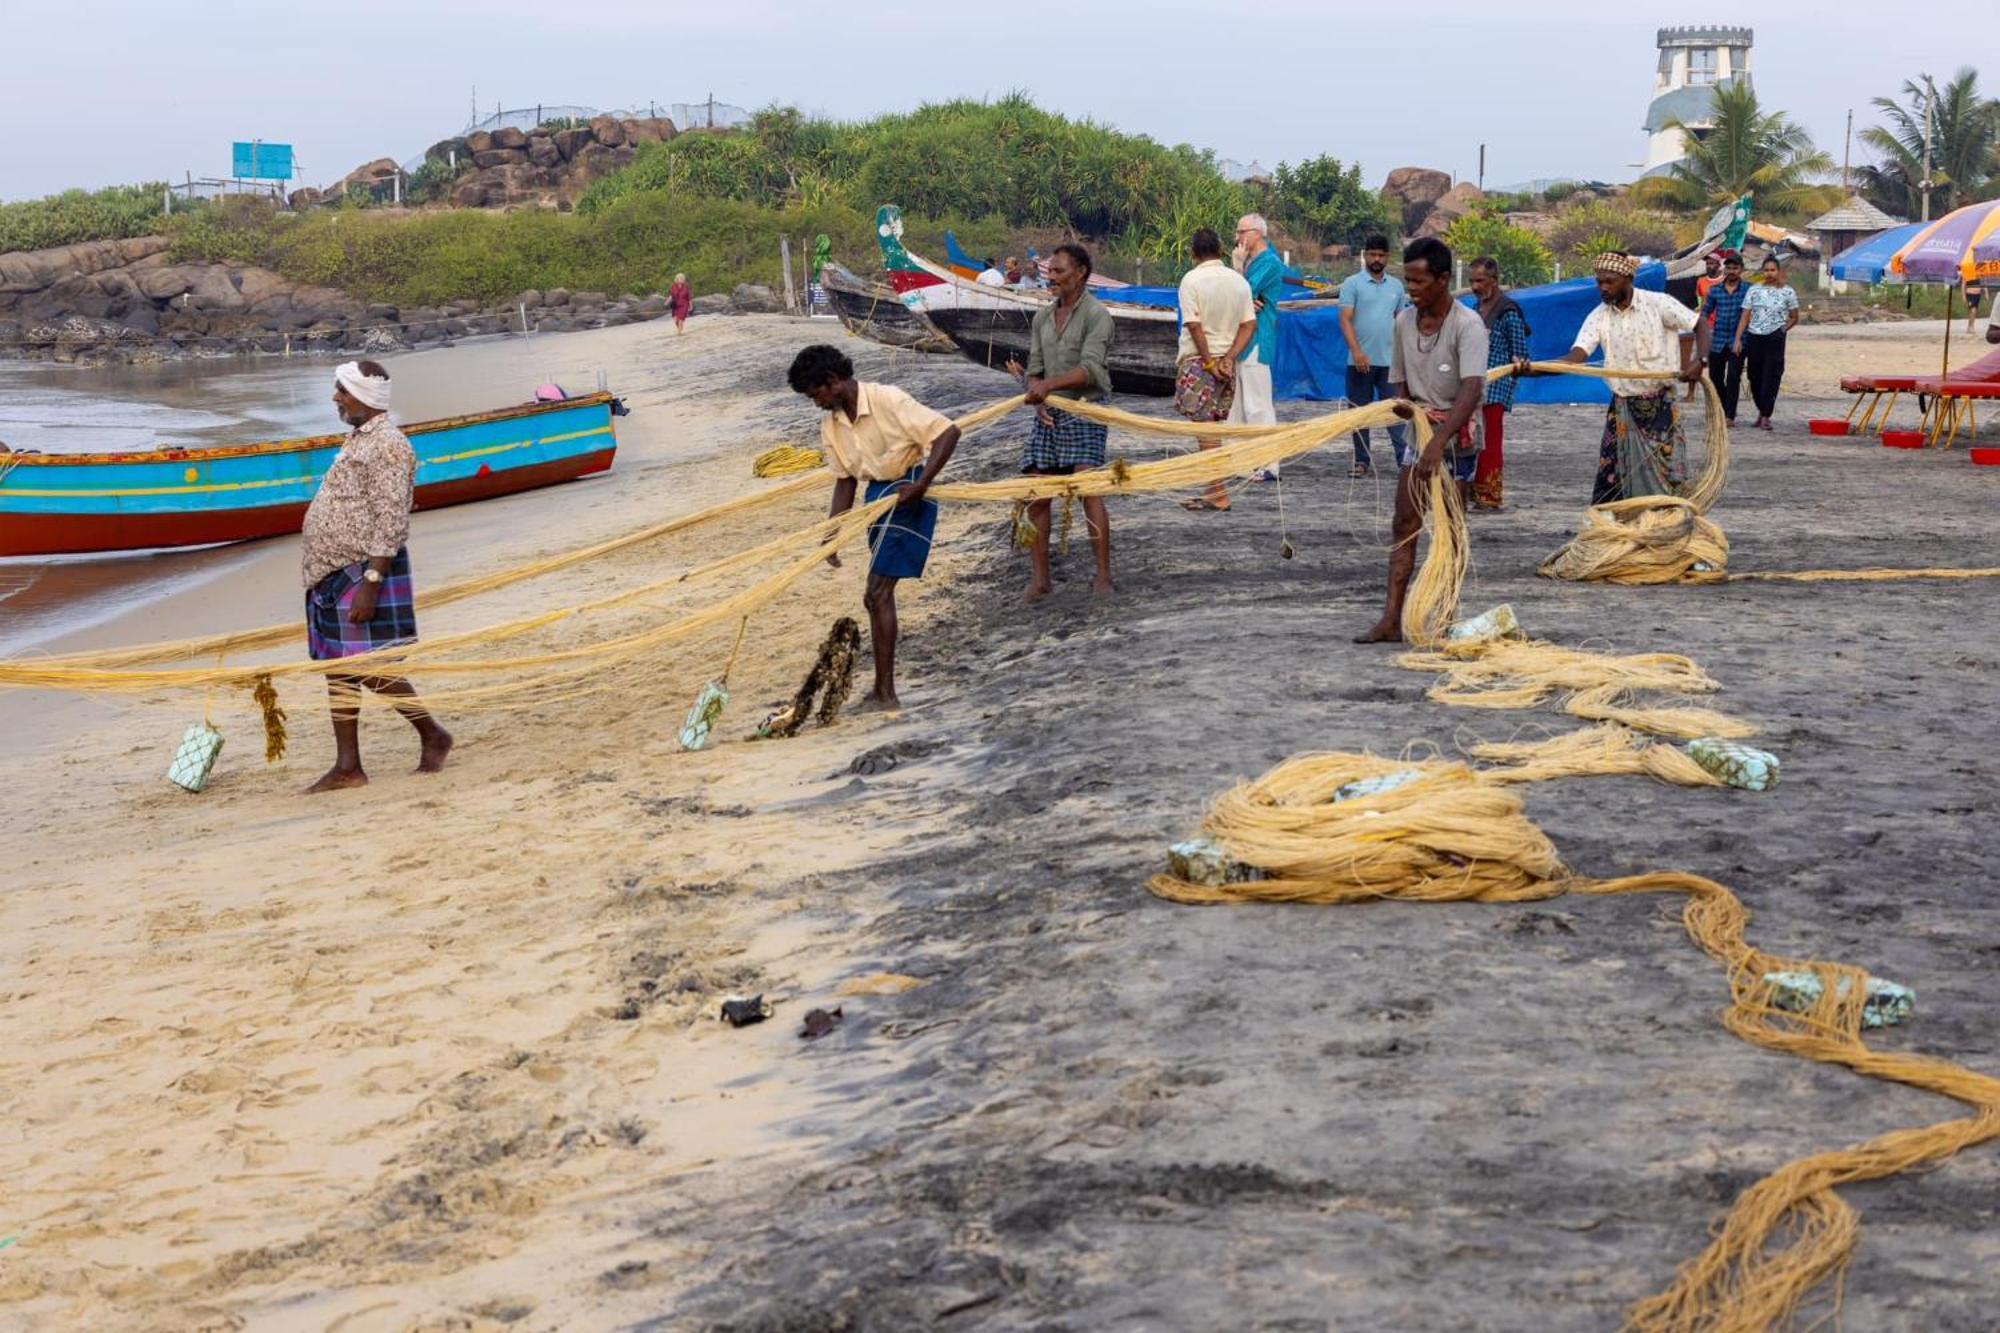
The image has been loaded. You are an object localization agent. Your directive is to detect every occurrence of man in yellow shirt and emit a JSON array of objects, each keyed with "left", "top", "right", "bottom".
[{"left": 789, "top": 345, "right": 961, "bottom": 711}]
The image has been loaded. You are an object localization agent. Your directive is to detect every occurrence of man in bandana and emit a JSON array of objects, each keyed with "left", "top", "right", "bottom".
[
  {"left": 299, "top": 360, "right": 452, "bottom": 793},
  {"left": 1556, "top": 253, "right": 1707, "bottom": 503}
]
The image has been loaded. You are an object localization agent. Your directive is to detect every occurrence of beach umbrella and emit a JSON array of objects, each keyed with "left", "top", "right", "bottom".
[
  {"left": 1887, "top": 198, "right": 2000, "bottom": 284},
  {"left": 1828, "top": 221, "right": 1927, "bottom": 284}
]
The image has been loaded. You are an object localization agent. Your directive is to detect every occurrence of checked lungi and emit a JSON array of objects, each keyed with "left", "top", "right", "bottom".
[
  {"left": 1023, "top": 408, "right": 1109, "bottom": 474},
  {"left": 306, "top": 548, "right": 418, "bottom": 661}
]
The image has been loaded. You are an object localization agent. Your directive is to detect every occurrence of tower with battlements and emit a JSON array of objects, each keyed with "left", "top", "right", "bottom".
[{"left": 1644, "top": 26, "right": 1754, "bottom": 175}]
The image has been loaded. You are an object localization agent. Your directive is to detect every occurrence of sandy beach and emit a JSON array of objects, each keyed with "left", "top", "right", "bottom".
[{"left": 2, "top": 313, "right": 1996, "bottom": 1331}]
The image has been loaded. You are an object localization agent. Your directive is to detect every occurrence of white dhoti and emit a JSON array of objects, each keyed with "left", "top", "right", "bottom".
[{"left": 1227, "top": 351, "right": 1278, "bottom": 477}]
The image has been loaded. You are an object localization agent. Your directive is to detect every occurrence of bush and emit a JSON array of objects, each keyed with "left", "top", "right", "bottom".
[
  {"left": 1546, "top": 199, "right": 1677, "bottom": 265},
  {"left": 1443, "top": 212, "right": 1553, "bottom": 286},
  {"left": 1269, "top": 155, "right": 1397, "bottom": 248},
  {"left": 0, "top": 183, "right": 171, "bottom": 252}
]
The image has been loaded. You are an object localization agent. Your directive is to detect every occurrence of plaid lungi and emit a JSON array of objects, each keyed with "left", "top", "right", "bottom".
[
  {"left": 1023, "top": 409, "right": 1109, "bottom": 473},
  {"left": 306, "top": 548, "right": 418, "bottom": 661}
]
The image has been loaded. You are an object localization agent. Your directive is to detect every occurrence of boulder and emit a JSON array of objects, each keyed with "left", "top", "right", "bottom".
[
  {"left": 631, "top": 117, "right": 676, "bottom": 143},
  {"left": 288, "top": 186, "right": 324, "bottom": 211},
  {"left": 234, "top": 267, "right": 291, "bottom": 308},
  {"left": 424, "top": 137, "right": 470, "bottom": 165},
  {"left": 1417, "top": 182, "right": 1486, "bottom": 240},
  {"left": 1380, "top": 166, "right": 1453, "bottom": 235},
  {"left": 491, "top": 126, "right": 528, "bottom": 150},
  {"left": 472, "top": 148, "right": 526, "bottom": 169},
  {"left": 574, "top": 141, "right": 619, "bottom": 176},
  {"left": 587, "top": 115, "right": 625, "bottom": 147},
  {"left": 526, "top": 136, "right": 561, "bottom": 169},
  {"left": 138, "top": 264, "right": 201, "bottom": 301},
  {"left": 570, "top": 290, "right": 606, "bottom": 310},
  {"left": 544, "top": 287, "right": 571, "bottom": 307},
  {"left": 516, "top": 289, "right": 544, "bottom": 309},
  {"left": 466, "top": 130, "right": 495, "bottom": 154},
  {"left": 451, "top": 175, "right": 491, "bottom": 208},
  {"left": 187, "top": 268, "right": 247, "bottom": 313},
  {"left": 730, "top": 282, "right": 783, "bottom": 314},
  {"left": 634, "top": 294, "right": 668, "bottom": 317},
  {"left": 690, "top": 293, "right": 731, "bottom": 316},
  {"left": 552, "top": 128, "right": 590, "bottom": 162}
]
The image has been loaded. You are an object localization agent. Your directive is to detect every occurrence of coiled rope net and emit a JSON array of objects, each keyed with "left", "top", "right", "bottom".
[{"left": 1148, "top": 748, "right": 2000, "bottom": 1332}]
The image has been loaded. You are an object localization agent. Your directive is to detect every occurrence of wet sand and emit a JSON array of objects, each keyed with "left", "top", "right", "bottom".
[{"left": 1, "top": 316, "right": 1996, "bottom": 1330}]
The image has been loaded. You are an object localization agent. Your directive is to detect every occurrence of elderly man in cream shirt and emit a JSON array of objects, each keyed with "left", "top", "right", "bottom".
[{"left": 1176, "top": 226, "right": 1257, "bottom": 511}]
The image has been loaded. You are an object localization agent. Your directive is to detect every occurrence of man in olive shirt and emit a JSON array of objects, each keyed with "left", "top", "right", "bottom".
[
  {"left": 1356, "top": 237, "right": 1488, "bottom": 644},
  {"left": 1005, "top": 243, "right": 1115, "bottom": 601}
]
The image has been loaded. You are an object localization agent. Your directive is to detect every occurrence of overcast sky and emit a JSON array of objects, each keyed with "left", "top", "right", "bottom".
[{"left": 0, "top": 0, "right": 1970, "bottom": 205}]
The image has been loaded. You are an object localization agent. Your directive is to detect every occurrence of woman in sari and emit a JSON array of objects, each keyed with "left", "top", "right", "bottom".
[{"left": 669, "top": 273, "right": 693, "bottom": 334}]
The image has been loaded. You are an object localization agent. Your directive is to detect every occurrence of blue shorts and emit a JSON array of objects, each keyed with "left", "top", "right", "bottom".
[{"left": 863, "top": 468, "right": 937, "bottom": 580}]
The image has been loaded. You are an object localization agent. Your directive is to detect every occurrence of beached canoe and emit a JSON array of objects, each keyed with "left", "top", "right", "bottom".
[
  {"left": 820, "top": 260, "right": 957, "bottom": 354},
  {"left": 877, "top": 205, "right": 1182, "bottom": 396},
  {"left": 0, "top": 391, "right": 620, "bottom": 558}
]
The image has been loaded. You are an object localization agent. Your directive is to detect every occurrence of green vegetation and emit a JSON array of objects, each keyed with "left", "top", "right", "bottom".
[
  {"left": 1859, "top": 69, "right": 2000, "bottom": 218},
  {"left": 162, "top": 193, "right": 1016, "bottom": 307},
  {"left": 1545, "top": 199, "right": 1678, "bottom": 267},
  {"left": 1268, "top": 155, "right": 1398, "bottom": 250},
  {"left": 0, "top": 183, "right": 172, "bottom": 252},
  {"left": 1631, "top": 82, "right": 1841, "bottom": 216},
  {"left": 1444, "top": 212, "right": 1553, "bottom": 285}
]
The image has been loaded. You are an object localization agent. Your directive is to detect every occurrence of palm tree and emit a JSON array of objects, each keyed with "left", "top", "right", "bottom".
[
  {"left": 1631, "top": 81, "right": 1838, "bottom": 214},
  {"left": 1857, "top": 69, "right": 2000, "bottom": 218}
]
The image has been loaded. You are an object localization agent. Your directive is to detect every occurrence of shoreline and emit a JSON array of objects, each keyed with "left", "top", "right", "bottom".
[{"left": 1, "top": 317, "right": 1996, "bottom": 1328}]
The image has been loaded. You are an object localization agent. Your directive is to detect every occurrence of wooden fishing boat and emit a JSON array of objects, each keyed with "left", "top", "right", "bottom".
[
  {"left": 0, "top": 391, "right": 620, "bottom": 558},
  {"left": 876, "top": 205, "right": 1182, "bottom": 396},
  {"left": 820, "top": 260, "right": 957, "bottom": 354}
]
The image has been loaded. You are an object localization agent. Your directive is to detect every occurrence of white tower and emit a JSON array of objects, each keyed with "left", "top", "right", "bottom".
[{"left": 1644, "top": 26, "right": 1754, "bottom": 175}]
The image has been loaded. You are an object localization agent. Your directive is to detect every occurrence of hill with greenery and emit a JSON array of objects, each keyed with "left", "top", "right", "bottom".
[{"left": 0, "top": 183, "right": 172, "bottom": 253}]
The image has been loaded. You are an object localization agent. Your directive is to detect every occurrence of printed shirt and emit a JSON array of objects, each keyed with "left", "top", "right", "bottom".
[
  {"left": 1742, "top": 283, "right": 1799, "bottom": 336},
  {"left": 301, "top": 413, "right": 416, "bottom": 587},
  {"left": 819, "top": 382, "right": 952, "bottom": 481},
  {"left": 1572, "top": 289, "right": 1699, "bottom": 398},
  {"left": 1176, "top": 259, "right": 1255, "bottom": 364},
  {"left": 1027, "top": 291, "right": 1114, "bottom": 400},
  {"left": 1700, "top": 279, "right": 1749, "bottom": 346},
  {"left": 1391, "top": 301, "right": 1490, "bottom": 413},
  {"left": 1337, "top": 269, "right": 1408, "bottom": 367},
  {"left": 1481, "top": 304, "right": 1532, "bottom": 408},
  {"left": 1243, "top": 247, "right": 1287, "bottom": 365}
]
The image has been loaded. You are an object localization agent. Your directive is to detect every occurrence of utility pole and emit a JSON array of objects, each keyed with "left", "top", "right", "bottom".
[
  {"left": 1477, "top": 143, "right": 1485, "bottom": 193},
  {"left": 1920, "top": 74, "right": 1938, "bottom": 222}
]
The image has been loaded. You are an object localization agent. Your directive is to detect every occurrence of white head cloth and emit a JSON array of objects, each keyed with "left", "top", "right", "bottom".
[{"left": 335, "top": 361, "right": 392, "bottom": 411}]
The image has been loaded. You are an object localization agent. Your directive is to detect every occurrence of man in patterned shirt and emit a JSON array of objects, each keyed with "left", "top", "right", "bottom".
[
  {"left": 1553, "top": 253, "right": 1708, "bottom": 504},
  {"left": 299, "top": 360, "right": 452, "bottom": 793},
  {"left": 1699, "top": 252, "right": 1748, "bottom": 424}
]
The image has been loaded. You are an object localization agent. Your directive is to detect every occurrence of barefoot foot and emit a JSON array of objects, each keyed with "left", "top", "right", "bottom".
[
  {"left": 306, "top": 765, "right": 368, "bottom": 794},
  {"left": 417, "top": 728, "right": 454, "bottom": 774},
  {"left": 1023, "top": 580, "right": 1052, "bottom": 605},
  {"left": 1092, "top": 577, "right": 1115, "bottom": 599},
  {"left": 852, "top": 691, "right": 901, "bottom": 714},
  {"left": 1353, "top": 616, "right": 1404, "bottom": 644}
]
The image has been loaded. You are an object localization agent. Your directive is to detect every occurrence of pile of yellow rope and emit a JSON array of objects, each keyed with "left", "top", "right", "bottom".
[
  {"left": 751, "top": 444, "right": 826, "bottom": 478},
  {"left": 1148, "top": 748, "right": 2000, "bottom": 1331}
]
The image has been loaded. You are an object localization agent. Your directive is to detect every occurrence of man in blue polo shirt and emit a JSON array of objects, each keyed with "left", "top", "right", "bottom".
[
  {"left": 1699, "top": 251, "right": 1748, "bottom": 425},
  {"left": 1338, "top": 233, "right": 1410, "bottom": 476}
]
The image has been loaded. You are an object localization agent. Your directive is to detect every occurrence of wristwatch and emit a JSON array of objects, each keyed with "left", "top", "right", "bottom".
[{"left": 362, "top": 568, "right": 384, "bottom": 585}]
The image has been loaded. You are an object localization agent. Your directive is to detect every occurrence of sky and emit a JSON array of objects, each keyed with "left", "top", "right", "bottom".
[{"left": 0, "top": 0, "right": 1972, "bottom": 205}]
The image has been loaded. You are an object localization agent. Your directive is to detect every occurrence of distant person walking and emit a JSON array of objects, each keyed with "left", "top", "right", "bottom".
[
  {"left": 1469, "top": 256, "right": 1531, "bottom": 511},
  {"left": 1740, "top": 255, "right": 1800, "bottom": 431},
  {"left": 1174, "top": 226, "right": 1257, "bottom": 512},
  {"left": 1964, "top": 274, "right": 1984, "bottom": 333},
  {"left": 1005, "top": 244, "right": 1116, "bottom": 601},
  {"left": 1355, "top": 238, "right": 1487, "bottom": 644},
  {"left": 300, "top": 361, "right": 452, "bottom": 793},
  {"left": 789, "top": 345, "right": 962, "bottom": 711},
  {"left": 1338, "top": 233, "right": 1411, "bottom": 477},
  {"left": 1699, "top": 252, "right": 1748, "bottom": 424},
  {"left": 1554, "top": 252, "right": 1707, "bottom": 504},
  {"left": 1231, "top": 213, "right": 1284, "bottom": 480},
  {"left": 670, "top": 273, "right": 692, "bottom": 334}
]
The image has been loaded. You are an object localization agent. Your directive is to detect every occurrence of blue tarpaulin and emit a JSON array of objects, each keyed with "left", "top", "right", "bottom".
[
  {"left": 1273, "top": 263, "right": 1667, "bottom": 405},
  {"left": 1828, "top": 222, "right": 1926, "bottom": 284}
]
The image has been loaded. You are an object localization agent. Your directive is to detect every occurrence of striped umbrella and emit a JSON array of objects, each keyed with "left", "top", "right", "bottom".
[{"left": 1888, "top": 198, "right": 2000, "bottom": 284}]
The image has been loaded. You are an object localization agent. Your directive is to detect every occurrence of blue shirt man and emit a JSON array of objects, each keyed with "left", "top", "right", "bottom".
[
  {"left": 1699, "top": 254, "right": 1749, "bottom": 423},
  {"left": 1338, "top": 234, "right": 1411, "bottom": 472}
]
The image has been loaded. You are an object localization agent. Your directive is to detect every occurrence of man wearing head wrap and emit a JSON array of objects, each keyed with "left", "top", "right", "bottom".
[
  {"left": 1553, "top": 253, "right": 1707, "bottom": 504},
  {"left": 298, "top": 360, "right": 452, "bottom": 793}
]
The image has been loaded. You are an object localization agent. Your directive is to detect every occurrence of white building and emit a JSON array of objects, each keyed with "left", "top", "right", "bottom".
[{"left": 1644, "top": 26, "right": 1754, "bottom": 175}]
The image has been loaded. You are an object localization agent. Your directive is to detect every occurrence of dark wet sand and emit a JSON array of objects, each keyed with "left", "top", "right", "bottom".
[{"left": 625, "top": 359, "right": 1999, "bottom": 1330}]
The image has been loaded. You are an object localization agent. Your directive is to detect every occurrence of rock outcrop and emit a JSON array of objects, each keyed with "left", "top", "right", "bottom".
[
  {"left": 1416, "top": 182, "right": 1486, "bottom": 240},
  {"left": 1380, "top": 167, "right": 1453, "bottom": 237},
  {"left": 324, "top": 117, "right": 680, "bottom": 213},
  {"left": 0, "top": 236, "right": 704, "bottom": 366}
]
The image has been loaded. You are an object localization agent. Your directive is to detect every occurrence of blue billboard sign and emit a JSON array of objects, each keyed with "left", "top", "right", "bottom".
[{"left": 231, "top": 141, "right": 294, "bottom": 181}]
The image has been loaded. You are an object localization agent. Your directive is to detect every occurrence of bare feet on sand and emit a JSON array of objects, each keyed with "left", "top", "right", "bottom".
[
  {"left": 418, "top": 729, "right": 455, "bottom": 774},
  {"left": 306, "top": 766, "right": 368, "bottom": 794},
  {"left": 1353, "top": 617, "right": 1404, "bottom": 644},
  {"left": 1092, "top": 577, "right": 1115, "bottom": 599},
  {"left": 852, "top": 692, "right": 901, "bottom": 714},
  {"left": 1024, "top": 580, "right": 1052, "bottom": 605}
]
